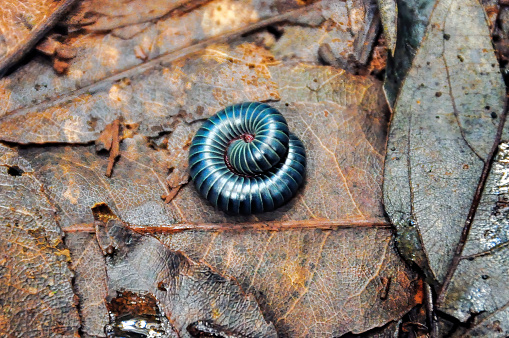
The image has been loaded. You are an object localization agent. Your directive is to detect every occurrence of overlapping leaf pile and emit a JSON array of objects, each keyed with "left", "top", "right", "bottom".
[{"left": 1, "top": 0, "right": 507, "bottom": 336}]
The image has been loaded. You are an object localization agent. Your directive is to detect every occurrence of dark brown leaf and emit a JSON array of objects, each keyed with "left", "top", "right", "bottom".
[{"left": 105, "top": 290, "right": 179, "bottom": 337}]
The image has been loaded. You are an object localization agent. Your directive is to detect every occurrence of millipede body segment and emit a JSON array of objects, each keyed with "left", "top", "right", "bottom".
[{"left": 189, "top": 102, "right": 306, "bottom": 215}]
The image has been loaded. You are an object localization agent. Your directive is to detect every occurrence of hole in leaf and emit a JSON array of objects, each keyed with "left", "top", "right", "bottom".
[{"left": 7, "top": 166, "right": 24, "bottom": 177}]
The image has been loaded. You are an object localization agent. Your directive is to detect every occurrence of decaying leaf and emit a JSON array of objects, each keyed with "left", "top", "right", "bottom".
[
  {"left": 0, "top": 0, "right": 439, "bottom": 335},
  {"left": 0, "top": 0, "right": 314, "bottom": 124},
  {"left": 17, "top": 43, "right": 389, "bottom": 228},
  {"left": 65, "top": 0, "right": 210, "bottom": 31},
  {"left": 384, "top": 0, "right": 500, "bottom": 106},
  {"left": 93, "top": 204, "right": 278, "bottom": 337},
  {"left": 0, "top": 43, "right": 279, "bottom": 144},
  {"left": 105, "top": 290, "right": 179, "bottom": 337},
  {"left": 439, "top": 139, "right": 509, "bottom": 323},
  {"left": 0, "top": 0, "right": 77, "bottom": 75},
  {"left": 376, "top": 0, "right": 397, "bottom": 55},
  {"left": 7, "top": 37, "right": 416, "bottom": 337},
  {"left": 22, "top": 135, "right": 183, "bottom": 228},
  {"left": 0, "top": 0, "right": 389, "bottom": 137},
  {"left": 157, "top": 227, "right": 421, "bottom": 336},
  {"left": 459, "top": 304, "right": 509, "bottom": 337},
  {"left": 0, "top": 144, "right": 80, "bottom": 337},
  {"left": 36, "top": 34, "right": 78, "bottom": 74},
  {"left": 65, "top": 232, "right": 109, "bottom": 337},
  {"left": 269, "top": 0, "right": 379, "bottom": 68},
  {"left": 161, "top": 123, "right": 197, "bottom": 203},
  {"left": 383, "top": 0, "right": 505, "bottom": 286},
  {"left": 483, "top": 0, "right": 500, "bottom": 33}
]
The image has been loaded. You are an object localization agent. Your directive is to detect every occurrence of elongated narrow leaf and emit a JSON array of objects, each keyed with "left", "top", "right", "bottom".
[{"left": 384, "top": 0, "right": 505, "bottom": 284}]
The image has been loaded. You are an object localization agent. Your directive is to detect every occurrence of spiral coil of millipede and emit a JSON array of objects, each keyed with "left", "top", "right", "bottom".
[{"left": 189, "top": 102, "right": 306, "bottom": 215}]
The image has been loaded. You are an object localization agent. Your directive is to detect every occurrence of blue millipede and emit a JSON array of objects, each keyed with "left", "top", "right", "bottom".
[{"left": 189, "top": 102, "right": 306, "bottom": 215}]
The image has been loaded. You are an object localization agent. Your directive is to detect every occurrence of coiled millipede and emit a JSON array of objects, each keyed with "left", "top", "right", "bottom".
[{"left": 189, "top": 102, "right": 306, "bottom": 215}]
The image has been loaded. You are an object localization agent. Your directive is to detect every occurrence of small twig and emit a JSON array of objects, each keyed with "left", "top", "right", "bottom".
[
  {"left": 127, "top": 219, "right": 391, "bottom": 234},
  {"left": 425, "top": 282, "right": 438, "bottom": 338},
  {"left": 63, "top": 219, "right": 391, "bottom": 234},
  {"left": 461, "top": 241, "right": 509, "bottom": 260},
  {"left": 63, "top": 223, "right": 95, "bottom": 233},
  {"left": 379, "top": 277, "right": 391, "bottom": 300},
  {"left": 161, "top": 185, "right": 183, "bottom": 204},
  {"left": 401, "top": 322, "right": 428, "bottom": 332}
]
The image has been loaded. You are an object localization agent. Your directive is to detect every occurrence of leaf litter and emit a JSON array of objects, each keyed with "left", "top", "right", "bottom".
[{"left": 1, "top": 0, "right": 484, "bottom": 336}]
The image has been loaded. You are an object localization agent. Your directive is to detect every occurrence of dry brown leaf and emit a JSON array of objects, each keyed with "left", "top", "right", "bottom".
[
  {"left": 0, "top": 44, "right": 279, "bottom": 143},
  {"left": 0, "top": 0, "right": 76, "bottom": 75},
  {"left": 67, "top": 0, "right": 212, "bottom": 31},
  {"left": 157, "top": 227, "right": 420, "bottom": 336},
  {"left": 0, "top": 0, "right": 382, "bottom": 142},
  {"left": 93, "top": 204, "right": 278, "bottom": 337},
  {"left": 0, "top": 144, "right": 80, "bottom": 337},
  {"left": 66, "top": 232, "right": 109, "bottom": 337},
  {"left": 18, "top": 44, "right": 388, "bottom": 228},
  {"left": 0, "top": 0, "right": 314, "bottom": 124},
  {"left": 14, "top": 43, "right": 417, "bottom": 336}
]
